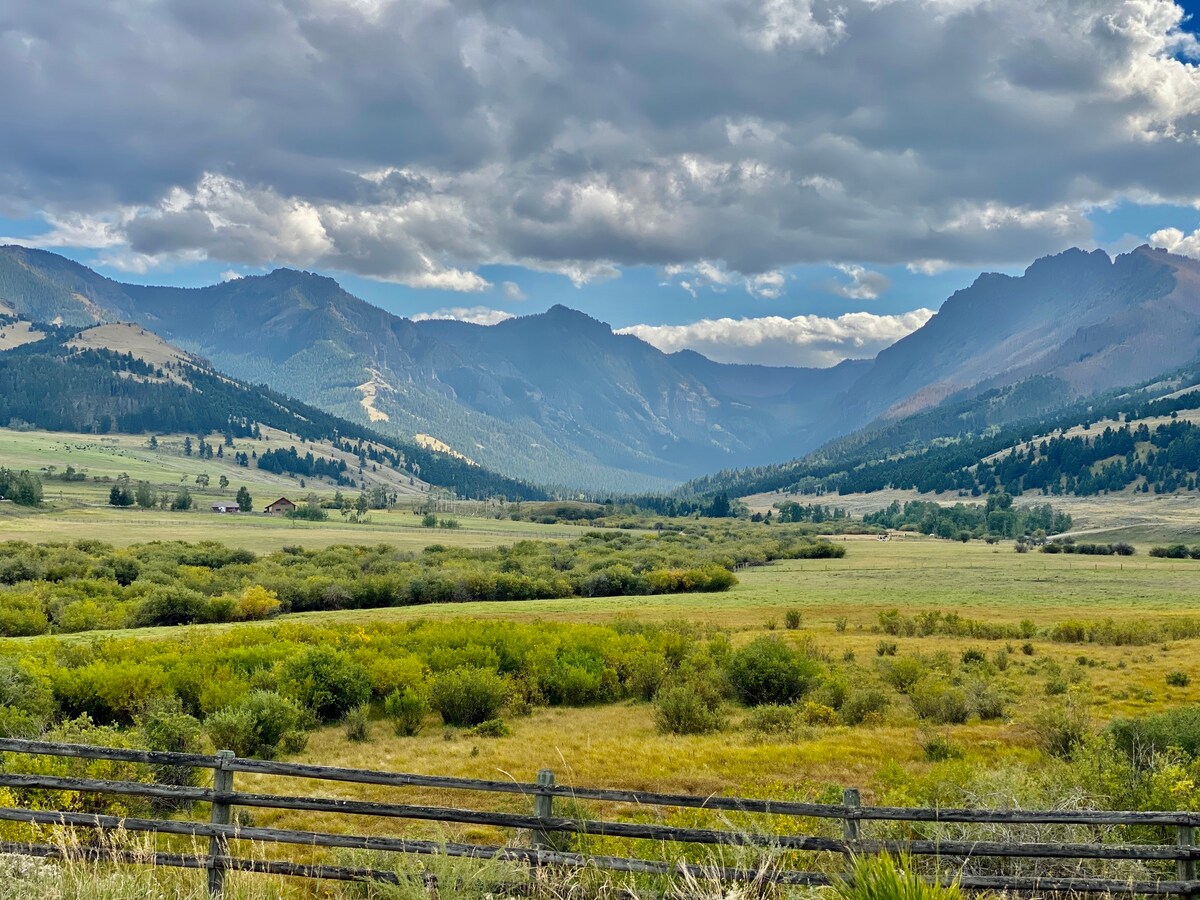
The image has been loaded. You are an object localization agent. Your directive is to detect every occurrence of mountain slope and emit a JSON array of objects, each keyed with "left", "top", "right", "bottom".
[
  {"left": 0, "top": 309, "right": 543, "bottom": 500},
  {"left": 5, "top": 243, "right": 1200, "bottom": 492},
  {"left": 0, "top": 249, "right": 858, "bottom": 490}
]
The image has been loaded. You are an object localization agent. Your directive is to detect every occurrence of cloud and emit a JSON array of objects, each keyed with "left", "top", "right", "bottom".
[
  {"left": 618, "top": 308, "right": 935, "bottom": 367},
  {"left": 824, "top": 264, "right": 890, "bottom": 300},
  {"left": 664, "top": 261, "right": 787, "bottom": 298},
  {"left": 2, "top": 0, "right": 1200, "bottom": 286},
  {"left": 906, "top": 259, "right": 953, "bottom": 276},
  {"left": 411, "top": 306, "right": 515, "bottom": 326},
  {"left": 220, "top": 270, "right": 243, "bottom": 282},
  {"left": 1149, "top": 226, "right": 1200, "bottom": 257},
  {"left": 502, "top": 280, "right": 527, "bottom": 301}
]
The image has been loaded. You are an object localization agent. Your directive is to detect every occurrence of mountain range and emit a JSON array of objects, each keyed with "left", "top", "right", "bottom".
[{"left": 2, "top": 243, "right": 1199, "bottom": 492}]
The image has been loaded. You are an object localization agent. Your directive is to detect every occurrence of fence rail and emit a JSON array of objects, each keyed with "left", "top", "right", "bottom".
[{"left": 0, "top": 737, "right": 1195, "bottom": 896}]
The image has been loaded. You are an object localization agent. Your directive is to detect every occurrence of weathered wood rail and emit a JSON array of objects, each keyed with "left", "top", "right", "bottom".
[{"left": 0, "top": 737, "right": 1196, "bottom": 896}]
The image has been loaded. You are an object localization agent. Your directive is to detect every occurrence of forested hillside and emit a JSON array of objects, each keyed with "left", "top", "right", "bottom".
[
  {"left": 689, "top": 359, "right": 1200, "bottom": 501},
  {"left": 0, "top": 322, "right": 544, "bottom": 500}
]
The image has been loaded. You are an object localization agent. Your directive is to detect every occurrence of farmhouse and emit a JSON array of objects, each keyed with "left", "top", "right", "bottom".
[
  {"left": 264, "top": 497, "right": 296, "bottom": 515},
  {"left": 210, "top": 502, "right": 240, "bottom": 514}
]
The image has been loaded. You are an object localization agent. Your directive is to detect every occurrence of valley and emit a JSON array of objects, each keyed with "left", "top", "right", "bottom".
[{"left": 4, "top": 243, "right": 1200, "bottom": 898}]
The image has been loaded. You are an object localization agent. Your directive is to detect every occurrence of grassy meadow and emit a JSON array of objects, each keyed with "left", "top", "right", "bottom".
[{"left": 4, "top": 428, "right": 1200, "bottom": 896}]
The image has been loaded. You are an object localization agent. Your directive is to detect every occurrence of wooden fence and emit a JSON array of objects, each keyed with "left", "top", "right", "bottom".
[{"left": 0, "top": 737, "right": 1196, "bottom": 896}]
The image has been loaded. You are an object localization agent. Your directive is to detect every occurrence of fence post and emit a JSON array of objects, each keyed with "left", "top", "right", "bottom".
[
  {"left": 1178, "top": 822, "right": 1196, "bottom": 886},
  {"left": 532, "top": 769, "right": 555, "bottom": 854},
  {"left": 842, "top": 787, "right": 861, "bottom": 869},
  {"left": 207, "top": 750, "right": 235, "bottom": 897}
]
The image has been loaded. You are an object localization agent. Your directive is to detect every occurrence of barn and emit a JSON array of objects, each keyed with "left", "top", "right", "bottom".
[
  {"left": 210, "top": 502, "right": 240, "bottom": 514},
  {"left": 265, "top": 497, "right": 297, "bottom": 515}
]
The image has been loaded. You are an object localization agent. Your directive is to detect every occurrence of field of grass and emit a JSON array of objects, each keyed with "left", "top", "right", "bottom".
[
  {"left": 0, "top": 427, "right": 591, "bottom": 551},
  {"left": 0, "top": 426, "right": 434, "bottom": 509},
  {"left": 0, "top": 503, "right": 591, "bottom": 553},
  {"left": 4, "top": 495, "right": 1200, "bottom": 897}
]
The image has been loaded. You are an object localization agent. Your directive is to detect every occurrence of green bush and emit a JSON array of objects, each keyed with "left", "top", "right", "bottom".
[
  {"left": 840, "top": 685, "right": 890, "bottom": 725},
  {"left": 384, "top": 687, "right": 429, "bottom": 736},
  {"left": 138, "top": 699, "right": 207, "bottom": 801},
  {"left": 205, "top": 691, "right": 311, "bottom": 759},
  {"left": 784, "top": 609, "right": 802, "bottom": 630},
  {"left": 745, "top": 703, "right": 799, "bottom": 735},
  {"left": 343, "top": 704, "right": 372, "bottom": 742},
  {"left": 1167, "top": 671, "right": 1191, "bottom": 688},
  {"left": 430, "top": 667, "right": 510, "bottom": 727},
  {"left": 129, "top": 585, "right": 221, "bottom": 628},
  {"left": 880, "top": 657, "right": 927, "bottom": 694},
  {"left": 726, "top": 637, "right": 824, "bottom": 706},
  {"left": 653, "top": 679, "right": 726, "bottom": 735},
  {"left": 469, "top": 718, "right": 510, "bottom": 738},
  {"left": 1034, "top": 696, "right": 1091, "bottom": 759},
  {"left": 922, "top": 733, "right": 963, "bottom": 761},
  {"left": 279, "top": 646, "right": 373, "bottom": 724},
  {"left": 1109, "top": 707, "right": 1200, "bottom": 765},
  {"left": 909, "top": 678, "right": 970, "bottom": 724}
]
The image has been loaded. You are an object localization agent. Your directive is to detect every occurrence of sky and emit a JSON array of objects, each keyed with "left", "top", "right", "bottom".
[{"left": 2, "top": 0, "right": 1200, "bottom": 367}]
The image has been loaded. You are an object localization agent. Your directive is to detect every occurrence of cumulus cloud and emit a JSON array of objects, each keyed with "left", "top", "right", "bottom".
[
  {"left": 502, "top": 281, "right": 527, "bottom": 301},
  {"left": 1149, "top": 226, "right": 1200, "bottom": 257},
  {"left": 618, "top": 309, "right": 935, "bottom": 367},
  {"left": 2, "top": 0, "right": 1200, "bottom": 287},
  {"left": 824, "top": 264, "right": 890, "bottom": 300},
  {"left": 411, "top": 306, "right": 515, "bottom": 326},
  {"left": 220, "top": 270, "right": 243, "bottom": 282},
  {"left": 664, "top": 261, "right": 787, "bottom": 298}
]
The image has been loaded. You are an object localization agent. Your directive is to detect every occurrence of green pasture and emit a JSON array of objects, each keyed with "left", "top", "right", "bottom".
[{"left": 0, "top": 504, "right": 590, "bottom": 553}]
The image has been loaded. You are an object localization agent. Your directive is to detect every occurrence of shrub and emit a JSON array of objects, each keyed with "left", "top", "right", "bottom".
[
  {"left": 235, "top": 585, "right": 281, "bottom": 621},
  {"left": 1034, "top": 695, "right": 1091, "bottom": 759},
  {"left": 654, "top": 678, "right": 726, "bottom": 735},
  {"left": 469, "top": 718, "right": 510, "bottom": 738},
  {"left": 923, "top": 733, "right": 963, "bottom": 762},
  {"left": 784, "top": 609, "right": 802, "bottom": 630},
  {"left": 138, "top": 699, "right": 207, "bottom": 795},
  {"left": 344, "top": 704, "right": 372, "bottom": 742},
  {"left": 746, "top": 704, "right": 798, "bottom": 734},
  {"left": 966, "top": 680, "right": 1007, "bottom": 721},
  {"left": 1109, "top": 707, "right": 1200, "bottom": 765},
  {"left": 877, "top": 641, "right": 898, "bottom": 657},
  {"left": 960, "top": 647, "right": 987, "bottom": 665},
  {"left": 1167, "top": 671, "right": 1191, "bottom": 688},
  {"left": 129, "top": 585, "right": 218, "bottom": 628},
  {"left": 880, "top": 657, "right": 927, "bottom": 694},
  {"left": 840, "top": 685, "right": 890, "bottom": 726},
  {"left": 801, "top": 701, "right": 838, "bottom": 726},
  {"left": 421, "top": 513, "right": 438, "bottom": 527},
  {"left": 726, "top": 637, "right": 824, "bottom": 706},
  {"left": 205, "top": 691, "right": 311, "bottom": 759},
  {"left": 279, "top": 647, "right": 373, "bottom": 724},
  {"left": 909, "top": 679, "right": 970, "bottom": 724},
  {"left": 1045, "top": 675, "right": 1069, "bottom": 696},
  {"left": 430, "top": 667, "right": 510, "bottom": 727},
  {"left": 384, "top": 687, "right": 429, "bottom": 736}
]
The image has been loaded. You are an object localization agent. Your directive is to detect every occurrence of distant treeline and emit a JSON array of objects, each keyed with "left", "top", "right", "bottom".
[
  {"left": 0, "top": 328, "right": 544, "bottom": 500},
  {"left": 863, "top": 494, "right": 1071, "bottom": 540},
  {"left": 0, "top": 525, "right": 844, "bottom": 637}
]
